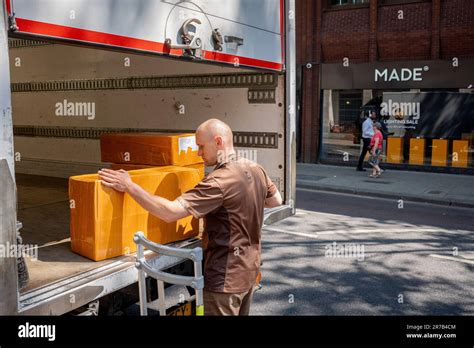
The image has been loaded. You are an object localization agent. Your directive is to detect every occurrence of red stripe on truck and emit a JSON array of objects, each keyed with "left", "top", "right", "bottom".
[
  {"left": 14, "top": 17, "right": 283, "bottom": 71},
  {"left": 15, "top": 18, "right": 181, "bottom": 55}
]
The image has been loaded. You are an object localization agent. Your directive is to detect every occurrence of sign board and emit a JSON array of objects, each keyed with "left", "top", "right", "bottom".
[
  {"left": 5, "top": 0, "right": 284, "bottom": 71},
  {"left": 321, "top": 60, "right": 474, "bottom": 89}
]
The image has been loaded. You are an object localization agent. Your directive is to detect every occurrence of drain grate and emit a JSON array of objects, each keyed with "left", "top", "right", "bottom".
[{"left": 427, "top": 190, "right": 444, "bottom": 195}]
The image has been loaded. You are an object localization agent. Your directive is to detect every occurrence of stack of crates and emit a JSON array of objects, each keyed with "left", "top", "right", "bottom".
[
  {"left": 69, "top": 133, "right": 205, "bottom": 261},
  {"left": 100, "top": 133, "right": 205, "bottom": 179}
]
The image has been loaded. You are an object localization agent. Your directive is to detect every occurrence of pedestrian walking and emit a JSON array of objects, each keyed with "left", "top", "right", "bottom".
[
  {"left": 357, "top": 111, "right": 376, "bottom": 171},
  {"left": 368, "top": 122, "right": 384, "bottom": 178}
]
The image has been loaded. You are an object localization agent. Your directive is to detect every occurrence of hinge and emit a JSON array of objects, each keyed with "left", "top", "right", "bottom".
[{"left": 8, "top": 12, "right": 18, "bottom": 32}]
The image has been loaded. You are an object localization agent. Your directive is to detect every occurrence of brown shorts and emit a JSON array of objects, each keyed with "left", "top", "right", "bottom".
[{"left": 203, "top": 287, "right": 255, "bottom": 316}]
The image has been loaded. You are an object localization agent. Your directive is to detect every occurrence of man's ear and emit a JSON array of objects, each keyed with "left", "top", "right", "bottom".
[{"left": 215, "top": 135, "right": 223, "bottom": 146}]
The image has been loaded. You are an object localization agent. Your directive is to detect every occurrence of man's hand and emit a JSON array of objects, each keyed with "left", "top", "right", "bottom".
[{"left": 98, "top": 169, "right": 133, "bottom": 193}]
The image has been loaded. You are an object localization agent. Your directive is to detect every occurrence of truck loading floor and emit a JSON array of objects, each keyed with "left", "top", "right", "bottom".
[{"left": 16, "top": 174, "right": 118, "bottom": 293}]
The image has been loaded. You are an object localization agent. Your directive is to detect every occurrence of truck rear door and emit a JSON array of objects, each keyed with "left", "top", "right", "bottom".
[{"left": 6, "top": 0, "right": 284, "bottom": 71}]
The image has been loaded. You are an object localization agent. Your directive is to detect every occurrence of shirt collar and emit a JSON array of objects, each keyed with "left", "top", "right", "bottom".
[{"left": 214, "top": 152, "right": 238, "bottom": 170}]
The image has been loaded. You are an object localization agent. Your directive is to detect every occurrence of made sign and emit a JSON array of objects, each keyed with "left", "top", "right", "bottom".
[{"left": 321, "top": 60, "right": 474, "bottom": 89}]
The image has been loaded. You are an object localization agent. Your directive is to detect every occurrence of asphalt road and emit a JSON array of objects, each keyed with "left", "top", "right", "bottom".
[{"left": 251, "top": 188, "right": 474, "bottom": 315}]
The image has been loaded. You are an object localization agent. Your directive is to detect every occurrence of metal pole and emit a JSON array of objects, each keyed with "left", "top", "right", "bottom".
[
  {"left": 157, "top": 280, "right": 166, "bottom": 316},
  {"left": 0, "top": 0, "right": 19, "bottom": 314},
  {"left": 0, "top": 1, "right": 14, "bottom": 174},
  {"left": 193, "top": 255, "right": 204, "bottom": 316},
  {"left": 136, "top": 243, "right": 148, "bottom": 316},
  {"left": 285, "top": 0, "right": 297, "bottom": 214}
]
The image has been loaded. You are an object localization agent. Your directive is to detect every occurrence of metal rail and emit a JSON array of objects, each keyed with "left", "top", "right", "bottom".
[{"left": 134, "top": 232, "right": 204, "bottom": 316}]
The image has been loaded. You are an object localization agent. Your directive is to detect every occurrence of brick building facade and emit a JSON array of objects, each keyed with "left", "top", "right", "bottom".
[{"left": 296, "top": 0, "right": 474, "bottom": 172}]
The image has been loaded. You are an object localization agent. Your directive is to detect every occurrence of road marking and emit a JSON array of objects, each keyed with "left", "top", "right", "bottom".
[
  {"left": 316, "top": 229, "right": 451, "bottom": 235},
  {"left": 429, "top": 254, "right": 474, "bottom": 265},
  {"left": 265, "top": 226, "right": 456, "bottom": 236},
  {"left": 263, "top": 227, "right": 319, "bottom": 239},
  {"left": 280, "top": 209, "right": 469, "bottom": 235}
]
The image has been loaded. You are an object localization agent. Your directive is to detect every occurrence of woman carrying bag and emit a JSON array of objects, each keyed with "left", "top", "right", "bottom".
[{"left": 368, "top": 122, "right": 384, "bottom": 178}]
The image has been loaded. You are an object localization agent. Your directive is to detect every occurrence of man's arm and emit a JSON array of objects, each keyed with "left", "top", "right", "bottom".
[
  {"left": 265, "top": 190, "right": 283, "bottom": 208},
  {"left": 98, "top": 169, "right": 190, "bottom": 223},
  {"left": 263, "top": 171, "right": 283, "bottom": 208},
  {"left": 126, "top": 182, "right": 190, "bottom": 223}
]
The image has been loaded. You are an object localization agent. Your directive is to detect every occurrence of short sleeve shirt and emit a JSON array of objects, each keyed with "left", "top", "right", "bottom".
[
  {"left": 362, "top": 118, "right": 375, "bottom": 139},
  {"left": 177, "top": 157, "right": 278, "bottom": 293},
  {"left": 370, "top": 130, "right": 383, "bottom": 149}
]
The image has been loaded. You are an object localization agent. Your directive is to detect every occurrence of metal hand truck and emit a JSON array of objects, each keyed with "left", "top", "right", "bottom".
[{"left": 133, "top": 232, "right": 204, "bottom": 316}]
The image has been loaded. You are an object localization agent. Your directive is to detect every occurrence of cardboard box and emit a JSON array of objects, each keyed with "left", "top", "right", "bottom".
[
  {"left": 69, "top": 166, "right": 201, "bottom": 261},
  {"left": 100, "top": 133, "right": 203, "bottom": 166},
  {"left": 110, "top": 163, "right": 206, "bottom": 180}
]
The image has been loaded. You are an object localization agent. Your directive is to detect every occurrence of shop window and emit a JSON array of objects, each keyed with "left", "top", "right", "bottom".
[
  {"left": 321, "top": 89, "right": 474, "bottom": 171},
  {"left": 338, "top": 91, "right": 363, "bottom": 130},
  {"left": 321, "top": 90, "right": 363, "bottom": 162}
]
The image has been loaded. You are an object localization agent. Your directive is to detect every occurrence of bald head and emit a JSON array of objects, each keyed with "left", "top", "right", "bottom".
[
  {"left": 196, "top": 118, "right": 235, "bottom": 166},
  {"left": 196, "top": 118, "right": 233, "bottom": 144}
]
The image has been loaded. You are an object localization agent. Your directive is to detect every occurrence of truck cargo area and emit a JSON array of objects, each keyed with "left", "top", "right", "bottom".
[{"left": 17, "top": 173, "right": 112, "bottom": 292}]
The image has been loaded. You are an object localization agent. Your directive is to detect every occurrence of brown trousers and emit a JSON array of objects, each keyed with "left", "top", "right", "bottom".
[{"left": 203, "top": 287, "right": 255, "bottom": 316}]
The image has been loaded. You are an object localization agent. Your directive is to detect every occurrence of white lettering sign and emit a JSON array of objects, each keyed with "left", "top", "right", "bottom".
[{"left": 375, "top": 68, "right": 424, "bottom": 82}]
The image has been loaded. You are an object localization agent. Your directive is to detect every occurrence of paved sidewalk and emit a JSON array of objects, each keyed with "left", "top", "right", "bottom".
[{"left": 297, "top": 163, "right": 474, "bottom": 208}]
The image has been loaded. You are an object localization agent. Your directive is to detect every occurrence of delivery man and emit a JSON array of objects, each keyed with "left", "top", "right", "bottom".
[{"left": 98, "top": 119, "right": 282, "bottom": 315}]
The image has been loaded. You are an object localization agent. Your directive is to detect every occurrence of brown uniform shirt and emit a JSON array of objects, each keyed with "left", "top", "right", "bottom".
[{"left": 177, "top": 157, "right": 278, "bottom": 293}]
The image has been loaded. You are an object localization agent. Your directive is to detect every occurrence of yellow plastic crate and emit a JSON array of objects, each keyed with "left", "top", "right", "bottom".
[
  {"left": 110, "top": 163, "right": 205, "bottom": 180},
  {"left": 69, "top": 166, "right": 200, "bottom": 261},
  {"left": 100, "top": 133, "right": 203, "bottom": 166}
]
